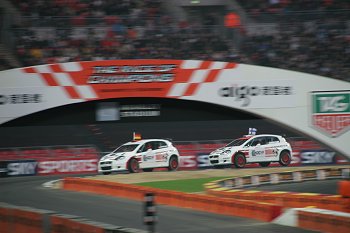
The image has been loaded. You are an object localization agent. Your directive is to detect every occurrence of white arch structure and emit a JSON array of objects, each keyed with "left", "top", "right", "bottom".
[{"left": 0, "top": 60, "right": 349, "bottom": 157}]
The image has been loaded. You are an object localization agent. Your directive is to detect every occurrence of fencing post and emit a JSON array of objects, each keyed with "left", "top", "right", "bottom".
[{"left": 144, "top": 193, "right": 156, "bottom": 233}]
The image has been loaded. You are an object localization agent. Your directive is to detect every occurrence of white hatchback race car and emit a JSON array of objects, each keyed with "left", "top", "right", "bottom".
[
  {"left": 209, "top": 132, "right": 292, "bottom": 168},
  {"left": 98, "top": 138, "right": 180, "bottom": 174}
]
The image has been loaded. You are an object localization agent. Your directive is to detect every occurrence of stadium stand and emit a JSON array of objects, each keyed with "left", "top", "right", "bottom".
[{"left": 0, "top": 0, "right": 349, "bottom": 81}]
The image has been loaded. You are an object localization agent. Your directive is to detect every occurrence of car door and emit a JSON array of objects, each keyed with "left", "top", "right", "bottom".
[
  {"left": 247, "top": 137, "right": 266, "bottom": 162},
  {"left": 138, "top": 142, "right": 156, "bottom": 168},
  {"left": 153, "top": 141, "right": 169, "bottom": 167},
  {"left": 264, "top": 136, "right": 279, "bottom": 161}
]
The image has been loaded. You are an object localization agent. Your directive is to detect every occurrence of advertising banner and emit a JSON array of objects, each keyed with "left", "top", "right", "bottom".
[
  {"left": 1, "top": 60, "right": 349, "bottom": 157},
  {"left": 37, "top": 158, "right": 98, "bottom": 175},
  {"left": 0, "top": 160, "right": 38, "bottom": 177},
  {"left": 310, "top": 90, "right": 350, "bottom": 137},
  {"left": 177, "top": 142, "right": 347, "bottom": 170},
  {"left": 0, "top": 60, "right": 298, "bottom": 125}
]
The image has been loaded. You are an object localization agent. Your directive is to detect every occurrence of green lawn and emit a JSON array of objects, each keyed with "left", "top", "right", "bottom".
[{"left": 136, "top": 177, "right": 230, "bottom": 193}]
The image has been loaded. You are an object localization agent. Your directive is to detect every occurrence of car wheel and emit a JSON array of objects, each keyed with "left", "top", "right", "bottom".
[
  {"left": 128, "top": 158, "right": 139, "bottom": 173},
  {"left": 102, "top": 172, "right": 111, "bottom": 175},
  {"left": 233, "top": 153, "right": 246, "bottom": 168},
  {"left": 168, "top": 155, "right": 179, "bottom": 171},
  {"left": 143, "top": 168, "right": 153, "bottom": 172},
  {"left": 279, "top": 151, "right": 291, "bottom": 166},
  {"left": 259, "top": 162, "right": 271, "bottom": 167}
]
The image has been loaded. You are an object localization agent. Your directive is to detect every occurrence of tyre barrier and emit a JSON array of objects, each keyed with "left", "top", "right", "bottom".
[
  {"left": 62, "top": 177, "right": 282, "bottom": 222},
  {"left": 205, "top": 167, "right": 350, "bottom": 212},
  {"left": 0, "top": 202, "right": 147, "bottom": 233}
]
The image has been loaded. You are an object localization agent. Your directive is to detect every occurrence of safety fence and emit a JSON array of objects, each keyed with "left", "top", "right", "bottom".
[
  {"left": 0, "top": 202, "right": 147, "bottom": 233},
  {"left": 0, "top": 145, "right": 99, "bottom": 160}
]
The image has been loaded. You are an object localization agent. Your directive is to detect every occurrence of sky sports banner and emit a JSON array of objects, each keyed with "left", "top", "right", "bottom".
[
  {"left": 177, "top": 149, "right": 347, "bottom": 170},
  {"left": 1, "top": 60, "right": 349, "bottom": 157},
  {"left": 0, "top": 158, "right": 98, "bottom": 177}
]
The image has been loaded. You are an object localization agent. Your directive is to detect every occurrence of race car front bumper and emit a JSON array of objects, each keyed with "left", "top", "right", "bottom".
[
  {"left": 208, "top": 153, "right": 231, "bottom": 165},
  {"left": 98, "top": 160, "right": 127, "bottom": 173}
]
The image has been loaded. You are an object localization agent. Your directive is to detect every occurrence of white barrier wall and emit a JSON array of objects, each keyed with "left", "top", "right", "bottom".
[{"left": 0, "top": 60, "right": 349, "bottom": 157}]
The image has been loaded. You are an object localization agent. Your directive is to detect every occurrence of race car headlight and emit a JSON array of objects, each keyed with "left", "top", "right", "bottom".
[
  {"left": 115, "top": 156, "right": 125, "bottom": 161},
  {"left": 222, "top": 150, "right": 231, "bottom": 155}
]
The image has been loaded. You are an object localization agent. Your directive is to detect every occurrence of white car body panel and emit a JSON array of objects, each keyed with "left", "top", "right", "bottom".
[
  {"left": 98, "top": 139, "right": 179, "bottom": 173},
  {"left": 209, "top": 134, "right": 292, "bottom": 167}
]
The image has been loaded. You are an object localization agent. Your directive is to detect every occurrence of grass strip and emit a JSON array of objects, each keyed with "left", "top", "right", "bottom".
[{"left": 136, "top": 176, "right": 230, "bottom": 193}]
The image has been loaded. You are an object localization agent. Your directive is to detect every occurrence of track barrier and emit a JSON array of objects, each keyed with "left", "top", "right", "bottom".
[
  {"left": 298, "top": 208, "right": 350, "bottom": 233},
  {"left": 62, "top": 177, "right": 282, "bottom": 222},
  {"left": 0, "top": 202, "right": 147, "bottom": 233},
  {"left": 205, "top": 167, "right": 350, "bottom": 213},
  {"left": 59, "top": 166, "right": 350, "bottom": 231}
]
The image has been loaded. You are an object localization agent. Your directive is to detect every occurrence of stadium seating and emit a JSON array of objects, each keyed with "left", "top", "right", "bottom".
[{"left": 1, "top": 0, "right": 349, "bottom": 82}]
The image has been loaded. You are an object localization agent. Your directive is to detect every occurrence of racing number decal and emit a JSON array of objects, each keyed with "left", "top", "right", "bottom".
[
  {"left": 155, "top": 152, "right": 168, "bottom": 162},
  {"left": 265, "top": 148, "right": 278, "bottom": 157}
]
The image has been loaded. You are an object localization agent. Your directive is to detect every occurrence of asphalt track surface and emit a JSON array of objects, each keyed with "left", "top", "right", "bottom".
[{"left": 0, "top": 175, "right": 320, "bottom": 233}]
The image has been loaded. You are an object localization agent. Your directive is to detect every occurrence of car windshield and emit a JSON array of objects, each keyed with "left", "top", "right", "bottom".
[
  {"left": 112, "top": 144, "right": 139, "bottom": 153},
  {"left": 226, "top": 138, "right": 248, "bottom": 147}
]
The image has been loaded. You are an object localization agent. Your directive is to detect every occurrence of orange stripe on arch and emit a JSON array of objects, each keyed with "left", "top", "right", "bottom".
[
  {"left": 41, "top": 73, "right": 58, "bottom": 86},
  {"left": 199, "top": 61, "right": 211, "bottom": 69},
  {"left": 183, "top": 83, "right": 200, "bottom": 96},
  {"left": 23, "top": 67, "right": 36, "bottom": 73},
  {"left": 50, "top": 64, "right": 64, "bottom": 73},
  {"left": 225, "top": 63, "right": 237, "bottom": 69},
  {"left": 64, "top": 86, "right": 80, "bottom": 99},
  {"left": 205, "top": 69, "right": 220, "bottom": 83}
]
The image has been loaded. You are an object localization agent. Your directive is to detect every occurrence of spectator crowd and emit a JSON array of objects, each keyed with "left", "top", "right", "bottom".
[{"left": 1, "top": 0, "right": 349, "bottom": 82}]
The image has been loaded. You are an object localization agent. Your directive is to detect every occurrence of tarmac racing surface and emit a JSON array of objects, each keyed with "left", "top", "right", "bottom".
[{"left": 0, "top": 166, "right": 341, "bottom": 233}]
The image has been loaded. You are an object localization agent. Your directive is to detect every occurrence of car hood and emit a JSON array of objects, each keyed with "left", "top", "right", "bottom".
[
  {"left": 213, "top": 145, "right": 244, "bottom": 153},
  {"left": 100, "top": 152, "right": 131, "bottom": 161}
]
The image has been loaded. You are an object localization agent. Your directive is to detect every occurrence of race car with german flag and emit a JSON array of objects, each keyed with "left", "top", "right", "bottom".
[
  {"left": 98, "top": 134, "right": 180, "bottom": 174},
  {"left": 208, "top": 129, "right": 292, "bottom": 168}
]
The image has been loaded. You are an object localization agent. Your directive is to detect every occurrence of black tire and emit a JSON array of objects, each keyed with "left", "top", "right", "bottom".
[
  {"left": 102, "top": 172, "right": 111, "bottom": 175},
  {"left": 128, "top": 158, "right": 139, "bottom": 173},
  {"left": 168, "top": 155, "right": 179, "bottom": 171},
  {"left": 279, "top": 151, "right": 291, "bottom": 166},
  {"left": 233, "top": 153, "right": 246, "bottom": 168},
  {"left": 259, "top": 162, "right": 271, "bottom": 167},
  {"left": 142, "top": 168, "right": 153, "bottom": 172}
]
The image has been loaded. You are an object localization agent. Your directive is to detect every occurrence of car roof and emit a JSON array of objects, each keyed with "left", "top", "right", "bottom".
[
  {"left": 123, "top": 139, "right": 169, "bottom": 145},
  {"left": 237, "top": 134, "right": 283, "bottom": 140}
]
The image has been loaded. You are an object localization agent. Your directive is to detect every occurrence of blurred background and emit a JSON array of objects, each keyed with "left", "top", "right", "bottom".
[
  {"left": 0, "top": 0, "right": 349, "bottom": 166},
  {"left": 0, "top": 0, "right": 349, "bottom": 81}
]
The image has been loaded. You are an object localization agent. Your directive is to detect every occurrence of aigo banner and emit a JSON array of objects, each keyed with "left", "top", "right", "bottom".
[
  {"left": 1, "top": 59, "right": 349, "bottom": 157},
  {"left": 0, "top": 60, "right": 297, "bottom": 124}
]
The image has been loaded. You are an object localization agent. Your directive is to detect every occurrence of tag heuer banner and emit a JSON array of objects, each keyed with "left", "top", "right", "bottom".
[
  {"left": 0, "top": 59, "right": 349, "bottom": 158},
  {"left": 311, "top": 91, "right": 350, "bottom": 137}
]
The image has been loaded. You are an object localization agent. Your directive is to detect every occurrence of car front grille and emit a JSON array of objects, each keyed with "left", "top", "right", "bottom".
[
  {"left": 100, "top": 161, "right": 112, "bottom": 165},
  {"left": 101, "top": 166, "right": 112, "bottom": 170},
  {"left": 210, "top": 160, "right": 219, "bottom": 164}
]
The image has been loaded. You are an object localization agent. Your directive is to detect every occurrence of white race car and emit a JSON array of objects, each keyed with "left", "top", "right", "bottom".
[
  {"left": 209, "top": 131, "right": 292, "bottom": 168},
  {"left": 98, "top": 138, "right": 180, "bottom": 174}
]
